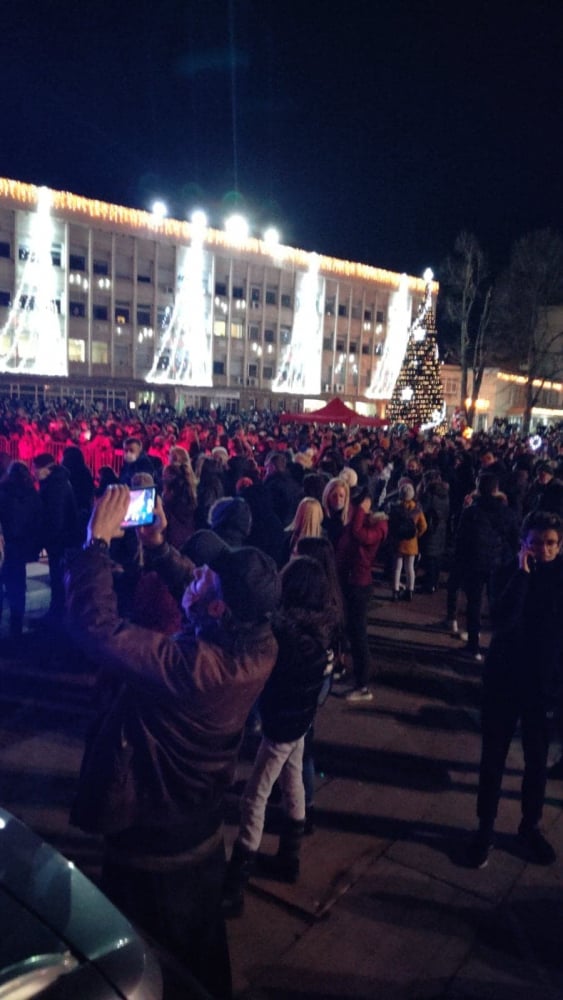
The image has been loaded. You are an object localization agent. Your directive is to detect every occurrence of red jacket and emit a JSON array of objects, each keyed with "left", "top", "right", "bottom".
[{"left": 336, "top": 505, "right": 388, "bottom": 587}]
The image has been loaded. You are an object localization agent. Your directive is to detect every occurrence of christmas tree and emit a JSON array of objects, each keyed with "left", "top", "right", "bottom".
[{"left": 387, "top": 269, "right": 444, "bottom": 427}]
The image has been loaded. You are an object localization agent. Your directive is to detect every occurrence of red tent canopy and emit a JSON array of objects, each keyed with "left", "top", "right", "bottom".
[{"left": 279, "top": 397, "right": 387, "bottom": 427}]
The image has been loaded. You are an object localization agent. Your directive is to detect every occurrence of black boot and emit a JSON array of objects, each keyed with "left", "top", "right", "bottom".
[
  {"left": 275, "top": 817, "right": 306, "bottom": 883},
  {"left": 222, "top": 841, "right": 256, "bottom": 918}
]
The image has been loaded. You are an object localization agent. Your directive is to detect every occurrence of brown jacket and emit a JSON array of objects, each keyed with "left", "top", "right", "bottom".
[{"left": 66, "top": 545, "right": 278, "bottom": 851}]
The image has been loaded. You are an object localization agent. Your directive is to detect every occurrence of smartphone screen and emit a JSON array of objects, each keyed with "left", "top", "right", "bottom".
[{"left": 120, "top": 486, "right": 156, "bottom": 528}]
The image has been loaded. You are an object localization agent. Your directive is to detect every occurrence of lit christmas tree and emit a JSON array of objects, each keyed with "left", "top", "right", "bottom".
[{"left": 387, "top": 269, "right": 444, "bottom": 427}]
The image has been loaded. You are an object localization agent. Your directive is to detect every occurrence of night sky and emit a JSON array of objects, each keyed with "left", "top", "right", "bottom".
[{"left": 2, "top": 0, "right": 562, "bottom": 277}]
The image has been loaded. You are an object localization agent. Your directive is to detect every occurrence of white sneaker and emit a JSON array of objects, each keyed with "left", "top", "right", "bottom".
[{"left": 345, "top": 687, "right": 374, "bottom": 703}]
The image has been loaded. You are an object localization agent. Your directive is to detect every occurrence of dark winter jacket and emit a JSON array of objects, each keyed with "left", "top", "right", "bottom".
[
  {"left": 66, "top": 544, "right": 278, "bottom": 852},
  {"left": 38, "top": 465, "right": 81, "bottom": 554},
  {"left": 453, "top": 495, "right": 519, "bottom": 579},
  {"left": 0, "top": 480, "right": 43, "bottom": 563},
  {"left": 420, "top": 481, "right": 450, "bottom": 559},
  {"left": 259, "top": 608, "right": 331, "bottom": 743},
  {"left": 483, "top": 555, "right": 563, "bottom": 705}
]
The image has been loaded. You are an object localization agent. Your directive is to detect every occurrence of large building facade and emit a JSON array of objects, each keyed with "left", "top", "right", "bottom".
[{"left": 0, "top": 178, "right": 435, "bottom": 414}]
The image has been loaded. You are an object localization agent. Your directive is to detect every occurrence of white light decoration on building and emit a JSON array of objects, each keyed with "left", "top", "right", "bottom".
[
  {"left": 151, "top": 200, "right": 167, "bottom": 221},
  {"left": 0, "top": 186, "right": 67, "bottom": 376},
  {"left": 263, "top": 226, "right": 280, "bottom": 247},
  {"left": 366, "top": 273, "right": 411, "bottom": 399},
  {"left": 401, "top": 386, "right": 414, "bottom": 401},
  {"left": 273, "top": 252, "right": 325, "bottom": 395},
  {"left": 148, "top": 225, "right": 213, "bottom": 386},
  {"left": 225, "top": 214, "right": 249, "bottom": 242}
]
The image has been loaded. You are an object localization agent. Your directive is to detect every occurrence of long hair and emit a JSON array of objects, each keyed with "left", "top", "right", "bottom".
[
  {"left": 322, "top": 476, "right": 350, "bottom": 523},
  {"left": 163, "top": 460, "right": 197, "bottom": 507},
  {"left": 296, "top": 535, "right": 345, "bottom": 628},
  {"left": 286, "top": 497, "right": 323, "bottom": 555},
  {"left": 1, "top": 460, "right": 35, "bottom": 490},
  {"left": 280, "top": 555, "right": 331, "bottom": 614}
]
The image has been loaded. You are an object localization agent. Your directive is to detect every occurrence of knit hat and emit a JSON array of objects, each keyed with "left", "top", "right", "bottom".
[
  {"left": 183, "top": 529, "right": 229, "bottom": 567},
  {"left": 339, "top": 467, "right": 358, "bottom": 488},
  {"left": 399, "top": 483, "right": 415, "bottom": 501},
  {"left": 209, "top": 497, "right": 252, "bottom": 546}
]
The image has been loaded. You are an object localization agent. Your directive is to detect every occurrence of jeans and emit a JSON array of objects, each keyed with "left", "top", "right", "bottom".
[
  {"left": 345, "top": 584, "right": 373, "bottom": 689},
  {"left": 239, "top": 736, "right": 305, "bottom": 852},
  {"left": 477, "top": 688, "right": 550, "bottom": 832}
]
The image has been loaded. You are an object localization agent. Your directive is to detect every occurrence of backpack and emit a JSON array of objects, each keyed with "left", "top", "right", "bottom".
[{"left": 389, "top": 503, "right": 417, "bottom": 541}]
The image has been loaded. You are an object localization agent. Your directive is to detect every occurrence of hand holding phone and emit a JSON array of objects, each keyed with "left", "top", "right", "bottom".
[
  {"left": 519, "top": 543, "right": 535, "bottom": 573},
  {"left": 120, "top": 486, "right": 156, "bottom": 529}
]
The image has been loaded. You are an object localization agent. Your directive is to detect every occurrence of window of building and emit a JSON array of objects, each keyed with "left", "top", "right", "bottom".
[
  {"left": 336, "top": 340, "right": 345, "bottom": 352},
  {"left": 68, "top": 339, "right": 86, "bottom": 363},
  {"left": 263, "top": 329, "right": 274, "bottom": 345},
  {"left": 69, "top": 301, "right": 86, "bottom": 318},
  {"left": 137, "top": 259, "right": 152, "bottom": 283},
  {"left": 19, "top": 294, "right": 34, "bottom": 310},
  {"left": 213, "top": 319, "right": 227, "bottom": 337},
  {"left": 351, "top": 306, "right": 361, "bottom": 320},
  {"left": 376, "top": 310, "right": 385, "bottom": 323},
  {"left": 262, "top": 365, "right": 274, "bottom": 380},
  {"left": 18, "top": 247, "right": 30, "bottom": 261},
  {"left": 338, "top": 304, "right": 348, "bottom": 318},
  {"left": 361, "top": 343, "right": 371, "bottom": 355},
  {"left": 280, "top": 326, "right": 291, "bottom": 345},
  {"left": 213, "top": 360, "right": 225, "bottom": 375},
  {"left": 137, "top": 306, "right": 152, "bottom": 326},
  {"left": 232, "top": 285, "right": 244, "bottom": 299},
  {"left": 115, "top": 344, "right": 130, "bottom": 370},
  {"left": 281, "top": 293, "right": 292, "bottom": 309},
  {"left": 349, "top": 342, "right": 357, "bottom": 353},
  {"left": 248, "top": 324, "right": 260, "bottom": 341},
  {"left": 93, "top": 304, "right": 109, "bottom": 321},
  {"left": 93, "top": 260, "right": 109, "bottom": 276},
  {"left": 364, "top": 309, "right": 372, "bottom": 322},
  {"left": 248, "top": 363, "right": 258, "bottom": 377},
  {"left": 69, "top": 253, "right": 86, "bottom": 271},
  {"left": 265, "top": 288, "right": 277, "bottom": 306},
  {"left": 323, "top": 336, "right": 333, "bottom": 351},
  {"left": 374, "top": 343, "right": 383, "bottom": 355},
  {"left": 215, "top": 281, "right": 227, "bottom": 297},
  {"left": 325, "top": 297, "right": 335, "bottom": 316},
  {"left": 0, "top": 290, "right": 11, "bottom": 307},
  {"left": 115, "top": 306, "right": 130, "bottom": 325},
  {"left": 92, "top": 341, "right": 109, "bottom": 365},
  {"left": 250, "top": 287, "right": 261, "bottom": 307},
  {"left": 0, "top": 241, "right": 10, "bottom": 258},
  {"left": 231, "top": 321, "right": 243, "bottom": 339},
  {"left": 157, "top": 306, "right": 171, "bottom": 329}
]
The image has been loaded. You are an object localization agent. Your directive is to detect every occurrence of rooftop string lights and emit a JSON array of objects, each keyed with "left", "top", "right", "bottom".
[{"left": 0, "top": 178, "right": 436, "bottom": 294}]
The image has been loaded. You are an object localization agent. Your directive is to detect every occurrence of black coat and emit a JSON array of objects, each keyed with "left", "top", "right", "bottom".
[
  {"left": 454, "top": 495, "right": 519, "bottom": 578},
  {"left": 259, "top": 608, "right": 331, "bottom": 743},
  {"left": 484, "top": 556, "right": 563, "bottom": 705},
  {"left": 39, "top": 465, "right": 81, "bottom": 553},
  {"left": 0, "top": 480, "right": 43, "bottom": 563}
]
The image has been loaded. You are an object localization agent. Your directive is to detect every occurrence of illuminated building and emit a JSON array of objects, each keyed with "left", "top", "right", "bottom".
[{"left": 0, "top": 178, "right": 436, "bottom": 413}]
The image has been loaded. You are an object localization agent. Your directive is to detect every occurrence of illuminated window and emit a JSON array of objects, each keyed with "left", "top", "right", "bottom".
[
  {"left": 115, "top": 306, "right": 130, "bottom": 324},
  {"left": 230, "top": 321, "right": 243, "bottom": 339},
  {"left": 92, "top": 341, "right": 109, "bottom": 365},
  {"left": 68, "top": 339, "right": 86, "bottom": 363},
  {"left": 213, "top": 319, "right": 227, "bottom": 337}
]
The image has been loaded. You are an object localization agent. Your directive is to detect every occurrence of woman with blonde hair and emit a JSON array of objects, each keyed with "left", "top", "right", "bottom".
[
  {"left": 162, "top": 460, "right": 198, "bottom": 550},
  {"left": 283, "top": 496, "right": 324, "bottom": 563},
  {"left": 322, "top": 477, "right": 350, "bottom": 550}
]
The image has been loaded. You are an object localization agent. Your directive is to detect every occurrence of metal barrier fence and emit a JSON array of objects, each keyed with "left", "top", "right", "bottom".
[{"left": 0, "top": 437, "right": 124, "bottom": 477}]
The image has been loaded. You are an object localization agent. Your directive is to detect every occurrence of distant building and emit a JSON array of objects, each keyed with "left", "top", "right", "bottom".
[
  {"left": 439, "top": 362, "right": 563, "bottom": 431},
  {"left": 0, "top": 178, "right": 435, "bottom": 414}
]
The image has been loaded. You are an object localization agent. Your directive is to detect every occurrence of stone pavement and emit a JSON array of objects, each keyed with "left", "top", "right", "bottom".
[
  {"left": 3, "top": 565, "right": 563, "bottom": 999},
  {"left": 225, "top": 579, "right": 563, "bottom": 1000}
]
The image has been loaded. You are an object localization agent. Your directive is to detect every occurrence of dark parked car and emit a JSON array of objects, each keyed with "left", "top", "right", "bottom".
[{"left": 0, "top": 807, "right": 162, "bottom": 998}]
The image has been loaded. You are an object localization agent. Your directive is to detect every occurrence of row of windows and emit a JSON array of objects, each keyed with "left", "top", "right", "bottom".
[
  {"left": 214, "top": 282, "right": 292, "bottom": 308},
  {"left": 212, "top": 361, "right": 276, "bottom": 380}
]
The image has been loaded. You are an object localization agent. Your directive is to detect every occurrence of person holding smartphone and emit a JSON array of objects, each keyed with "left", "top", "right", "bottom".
[{"left": 467, "top": 510, "right": 563, "bottom": 868}]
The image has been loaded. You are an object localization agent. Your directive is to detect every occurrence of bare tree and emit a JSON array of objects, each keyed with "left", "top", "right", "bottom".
[
  {"left": 499, "top": 229, "right": 563, "bottom": 434},
  {"left": 440, "top": 231, "right": 494, "bottom": 425}
]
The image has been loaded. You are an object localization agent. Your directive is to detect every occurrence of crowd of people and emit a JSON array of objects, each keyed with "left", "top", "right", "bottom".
[{"left": 1, "top": 393, "right": 563, "bottom": 998}]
